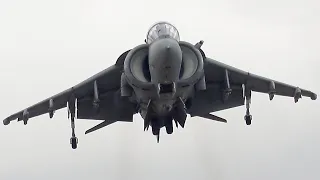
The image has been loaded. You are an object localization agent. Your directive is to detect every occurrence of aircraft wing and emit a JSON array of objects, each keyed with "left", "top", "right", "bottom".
[
  {"left": 3, "top": 63, "right": 132, "bottom": 126},
  {"left": 204, "top": 57, "right": 317, "bottom": 100},
  {"left": 189, "top": 57, "right": 317, "bottom": 119}
]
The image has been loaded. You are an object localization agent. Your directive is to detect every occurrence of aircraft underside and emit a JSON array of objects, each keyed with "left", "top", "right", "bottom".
[
  {"left": 2, "top": 21, "right": 317, "bottom": 149},
  {"left": 140, "top": 97, "right": 189, "bottom": 142},
  {"left": 121, "top": 35, "right": 207, "bottom": 142}
]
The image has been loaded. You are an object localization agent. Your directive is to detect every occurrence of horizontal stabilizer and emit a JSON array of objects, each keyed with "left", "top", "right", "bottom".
[
  {"left": 197, "top": 113, "right": 227, "bottom": 123},
  {"left": 85, "top": 120, "right": 116, "bottom": 134}
]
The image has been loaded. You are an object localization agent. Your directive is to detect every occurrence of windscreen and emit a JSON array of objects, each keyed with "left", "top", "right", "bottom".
[{"left": 146, "top": 22, "right": 180, "bottom": 44}]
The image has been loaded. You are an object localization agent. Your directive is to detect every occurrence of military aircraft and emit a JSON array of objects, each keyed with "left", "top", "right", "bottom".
[{"left": 3, "top": 21, "right": 317, "bottom": 149}]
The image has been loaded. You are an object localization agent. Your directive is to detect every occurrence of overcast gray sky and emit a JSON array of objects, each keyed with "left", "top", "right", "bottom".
[{"left": 0, "top": 0, "right": 319, "bottom": 179}]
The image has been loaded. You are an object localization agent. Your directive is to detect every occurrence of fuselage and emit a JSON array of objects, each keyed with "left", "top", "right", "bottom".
[
  {"left": 148, "top": 37, "right": 182, "bottom": 115},
  {"left": 121, "top": 22, "right": 205, "bottom": 135}
]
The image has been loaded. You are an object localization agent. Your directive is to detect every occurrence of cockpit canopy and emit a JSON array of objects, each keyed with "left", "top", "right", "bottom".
[{"left": 146, "top": 22, "right": 180, "bottom": 44}]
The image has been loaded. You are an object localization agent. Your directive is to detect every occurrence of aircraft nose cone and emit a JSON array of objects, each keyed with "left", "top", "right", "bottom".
[{"left": 148, "top": 38, "right": 182, "bottom": 84}]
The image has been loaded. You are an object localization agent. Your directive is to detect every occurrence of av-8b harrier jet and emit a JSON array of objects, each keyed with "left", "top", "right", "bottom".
[{"left": 3, "top": 22, "right": 317, "bottom": 149}]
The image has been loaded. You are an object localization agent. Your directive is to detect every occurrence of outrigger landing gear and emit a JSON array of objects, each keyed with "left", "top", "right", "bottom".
[
  {"left": 70, "top": 136, "right": 78, "bottom": 149},
  {"left": 244, "top": 85, "right": 252, "bottom": 125},
  {"left": 70, "top": 115, "right": 78, "bottom": 149},
  {"left": 244, "top": 109, "right": 252, "bottom": 125},
  {"left": 68, "top": 92, "right": 78, "bottom": 149}
]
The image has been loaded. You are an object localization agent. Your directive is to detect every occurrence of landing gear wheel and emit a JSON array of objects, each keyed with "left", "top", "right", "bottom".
[
  {"left": 244, "top": 115, "right": 252, "bottom": 125},
  {"left": 152, "top": 125, "right": 160, "bottom": 135},
  {"left": 49, "top": 111, "right": 54, "bottom": 118},
  {"left": 165, "top": 120, "right": 173, "bottom": 134},
  {"left": 151, "top": 118, "right": 160, "bottom": 135},
  {"left": 70, "top": 137, "right": 78, "bottom": 149},
  {"left": 156, "top": 134, "right": 160, "bottom": 143}
]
